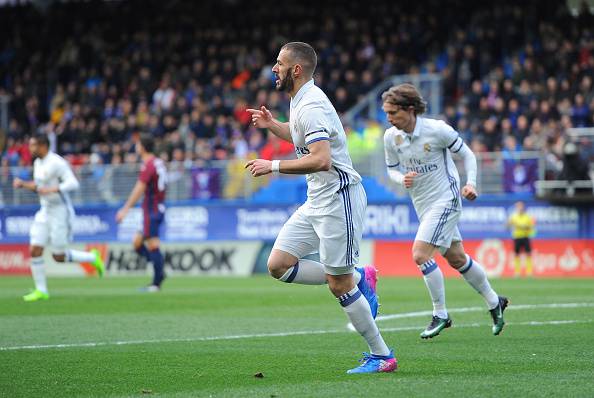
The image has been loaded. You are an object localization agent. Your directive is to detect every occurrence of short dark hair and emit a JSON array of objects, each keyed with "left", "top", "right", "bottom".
[
  {"left": 381, "top": 83, "right": 427, "bottom": 115},
  {"left": 32, "top": 133, "right": 50, "bottom": 147},
  {"left": 281, "top": 42, "right": 317, "bottom": 76},
  {"left": 139, "top": 134, "right": 155, "bottom": 153}
]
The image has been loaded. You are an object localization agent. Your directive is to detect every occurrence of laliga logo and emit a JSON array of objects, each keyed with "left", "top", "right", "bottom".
[{"left": 475, "top": 239, "right": 506, "bottom": 277}]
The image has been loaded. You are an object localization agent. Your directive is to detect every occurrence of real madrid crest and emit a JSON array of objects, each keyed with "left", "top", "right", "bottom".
[
  {"left": 395, "top": 135, "right": 404, "bottom": 145},
  {"left": 423, "top": 143, "right": 431, "bottom": 152}
]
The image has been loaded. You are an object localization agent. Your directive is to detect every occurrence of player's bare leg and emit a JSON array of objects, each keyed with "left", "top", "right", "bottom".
[
  {"left": 133, "top": 232, "right": 149, "bottom": 259},
  {"left": 268, "top": 249, "right": 327, "bottom": 284}
]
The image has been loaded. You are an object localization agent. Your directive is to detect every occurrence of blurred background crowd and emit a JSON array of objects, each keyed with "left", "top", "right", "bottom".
[{"left": 0, "top": 0, "right": 593, "bottom": 182}]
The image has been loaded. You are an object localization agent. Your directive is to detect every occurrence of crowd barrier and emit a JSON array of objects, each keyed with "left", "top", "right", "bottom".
[{"left": 1, "top": 199, "right": 592, "bottom": 277}]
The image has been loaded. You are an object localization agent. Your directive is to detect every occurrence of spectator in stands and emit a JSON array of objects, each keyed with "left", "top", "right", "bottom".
[
  {"left": 0, "top": 0, "right": 592, "bottom": 170},
  {"left": 559, "top": 141, "right": 591, "bottom": 184},
  {"left": 259, "top": 132, "right": 294, "bottom": 161},
  {"left": 502, "top": 135, "right": 522, "bottom": 159}
]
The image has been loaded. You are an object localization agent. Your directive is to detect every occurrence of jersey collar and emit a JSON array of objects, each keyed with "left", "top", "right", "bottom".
[
  {"left": 292, "top": 79, "right": 315, "bottom": 106},
  {"left": 411, "top": 117, "right": 422, "bottom": 138}
]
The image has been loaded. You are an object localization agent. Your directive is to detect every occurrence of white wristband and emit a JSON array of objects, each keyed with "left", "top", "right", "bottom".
[{"left": 271, "top": 160, "right": 280, "bottom": 175}]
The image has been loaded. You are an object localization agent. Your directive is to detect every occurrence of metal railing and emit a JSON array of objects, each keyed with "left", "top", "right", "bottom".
[
  {"left": 0, "top": 94, "right": 9, "bottom": 132},
  {"left": 0, "top": 160, "right": 266, "bottom": 206},
  {"left": 0, "top": 150, "right": 549, "bottom": 206},
  {"left": 342, "top": 73, "right": 443, "bottom": 128},
  {"left": 535, "top": 180, "right": 594, "bottom": 197}
]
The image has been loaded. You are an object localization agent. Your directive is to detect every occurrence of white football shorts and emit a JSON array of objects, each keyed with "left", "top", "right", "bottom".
[
  {"left": 273, "top": 183, "right": 366, "bottom": 275},
  {"left": 30, "top": 205, "right": 74, "bottom": 252},
  {"left": 415, "top": 204, "right": 462, "bottom": 255}
]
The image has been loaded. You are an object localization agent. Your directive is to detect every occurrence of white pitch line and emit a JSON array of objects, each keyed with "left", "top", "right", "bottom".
[
  {"left": 374, "top": 302, "right": 594, "bottom": 322},
  {"left": 1, "top": 317, "right": 593, "bottom": 352},
  {"left": 0, "top": 329, "right": 343, "bottom": 352},
  {"left": 380, "top": 319, "right": 592, "bottom": 333}
]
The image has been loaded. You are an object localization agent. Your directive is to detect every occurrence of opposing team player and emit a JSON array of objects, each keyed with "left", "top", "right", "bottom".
[
  {"left": 381, "top": 84, "right": 509, "bottom": 337},
  {"left": 246, "top": 42, "right": 396, "bottom": 374},
  {"left": 116, "top": 135, "right": 167, "bottom": 292},
  {"left": 13, "top": 134, "right": 105, "bottom": 302}
]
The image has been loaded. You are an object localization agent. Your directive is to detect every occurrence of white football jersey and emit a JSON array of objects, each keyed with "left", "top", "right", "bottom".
[
  {"left": 33, "top": 152, "right": 79, "bottom": 209},
  {"left": 290, "top": 79, "right": 361, "bottom": 208},
  {"left": 384, "top": 117, "right": 465, "bottom": 216}
]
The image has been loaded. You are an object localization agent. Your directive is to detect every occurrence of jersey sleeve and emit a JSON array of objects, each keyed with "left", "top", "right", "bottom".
[
  {"left": 300, "top": 105, "right": 331, "bottom": 146},
  {"left": 437, "top": 120, "right": 464, "bottom": 153},
  {"left": 384, "top": 131, "right": 400, "bottom": 168},
  {"left": 139, "top": 162, "right": 154, "bottom": 184},
  {"left": 56, "top": 158, "right": 80, "bottom": 192}
]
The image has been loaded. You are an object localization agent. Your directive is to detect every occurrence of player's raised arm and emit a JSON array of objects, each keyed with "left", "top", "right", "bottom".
[
  {"left": 245, "top": 139, "right": 331, "bottom": 177},
  {"left": 12, "top": 177, "right": 38, "bottom": 192},
  {"left": 247, "top": 106, "right": 292, "bottom": 143},
  {"left": 385, "top": 162, "right": 417, "bottom": 189},
  {"left": 56, "top": 159, "right": 80, "bottom": 192},
  {"left": 384, "top": 131, "right": 419, "bottom": 188},
  {"left": 36, "top": 159, "right": 80, "bottom": 195}
]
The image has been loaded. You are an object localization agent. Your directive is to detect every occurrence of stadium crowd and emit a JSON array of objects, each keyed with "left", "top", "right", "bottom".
[{"left": 0, "top": 0, "right": 593, "bottom": 179}]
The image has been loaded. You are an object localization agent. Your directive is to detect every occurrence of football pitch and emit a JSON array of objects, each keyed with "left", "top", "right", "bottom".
[{"left": 1, "top": 275, "right": 593, "bottom": 397}]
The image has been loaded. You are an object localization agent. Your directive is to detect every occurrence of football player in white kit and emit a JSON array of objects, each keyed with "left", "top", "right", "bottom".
[
  {"left": 381, "top": 84, "right": 508, "bottom": 337},
  {"left": 246, "top": 42, "right": 396, "bottom": 374},
  {"left": 12, "top": 134, "right": 105, "bottom": 302}
]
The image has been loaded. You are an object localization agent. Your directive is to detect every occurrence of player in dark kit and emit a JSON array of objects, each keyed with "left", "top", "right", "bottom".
[{"left": 116, "top": 135, "right": 168, "bottom": 291}]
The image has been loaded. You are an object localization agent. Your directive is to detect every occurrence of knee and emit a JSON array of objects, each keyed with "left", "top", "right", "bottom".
[
  {"left": 267, "top": 258, "right": 290, "bottom": 280},
  {"left": 30, "top": 246, "right": 43, "bottom": 258},
  {"left": 447, "top": 253, "right": 468, "bottom": 269},
  {"left": 133, "top": 235, "right": 145, "bottom": 250},
  {"left": 327, "top": 275, "right": 352, "bottom": 297},
  {"left": 412, "top": 250, "right": 432, "bottom": 266},
  {"left": 52, "top": 253, "right": 66, "bottom": 262},
  {"left": 327, "top": 284, "right": 342, "bottom": 297}
]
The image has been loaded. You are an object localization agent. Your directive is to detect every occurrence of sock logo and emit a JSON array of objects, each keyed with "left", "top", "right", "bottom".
[{"left": 420, "top": 260, "right": 437, "bottom": 275}]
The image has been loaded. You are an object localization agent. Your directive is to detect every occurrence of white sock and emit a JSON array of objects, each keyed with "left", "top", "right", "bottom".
[
  {"left": 338, "top": 286, "right": 390, "bottom": 356},
  {"left": 353, "top": 269, "right": 361, "bottom": 285},
  {"left": 339, "top": 287, "right": 391, "bottom": 356},
  {"left": 30, "top": 257, "right": 48, "bottom": 294},
  {"left": 459, "top": 255, "right": 500, "bottom": 309},
  {"left": 420, "top": 259, "right": 448, "bottom": 319},
  {"left": 278, "top": 259, "right": 326, "bottom": 285},
  {"left": 66, "top": 249, "right": 96, "bottom": 263}
]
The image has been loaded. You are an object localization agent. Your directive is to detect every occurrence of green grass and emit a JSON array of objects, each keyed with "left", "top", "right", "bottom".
[{"left": 1, "top": 276, "right": 594, "bottom": 397}]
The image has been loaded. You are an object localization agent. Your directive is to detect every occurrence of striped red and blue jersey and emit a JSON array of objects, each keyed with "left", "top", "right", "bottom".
[{"left": 139, "top": 156, "right": 167, "bottom": 214}]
